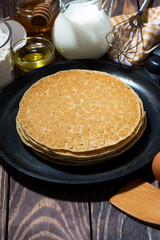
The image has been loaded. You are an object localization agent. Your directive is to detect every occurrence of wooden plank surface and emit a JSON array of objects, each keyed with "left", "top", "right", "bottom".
[
  {"left": 111, "top": 0, "right": 160, "bottom": 16},
  {"left": 0, "top": 158, "right": 9, "bottom": 240},
  {"left": 0, "top": 0, "right": 13, "bottom": 18},
  {"left": 111, "top": 0, "right": 139, "bottom": 16},
  {"left": 0, "top": 0, "right": 160, "bottom": 239},
  {"left": 7, "top": 169, "right": 91, "bottom": 240},
  {"left": 90, "top": 165, "right": 160, "bottom": 240},
  {"left": 139, "top": 0, "right": 160, "bottom": 9}
]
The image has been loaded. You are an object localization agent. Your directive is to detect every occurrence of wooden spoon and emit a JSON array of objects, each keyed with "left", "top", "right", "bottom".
[
  {"left": 31, "top": 0, "right": 53, "bottom": 27},
  {"left": 109, "top": 178, "right": 160, "bottom": 226}
]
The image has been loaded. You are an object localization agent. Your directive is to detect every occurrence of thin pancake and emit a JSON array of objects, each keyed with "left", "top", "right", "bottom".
[{"left": 17, "top": 70, "right": 143, "bottom": 155}]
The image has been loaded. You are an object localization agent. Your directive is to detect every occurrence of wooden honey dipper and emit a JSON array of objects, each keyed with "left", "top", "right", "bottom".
[{"left": 31, "top": 0, "right": 53, "bottom": 27}]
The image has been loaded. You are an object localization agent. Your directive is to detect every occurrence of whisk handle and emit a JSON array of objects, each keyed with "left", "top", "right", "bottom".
[{"left": 139, "top": 0, "right": 150, "bottom": 13}]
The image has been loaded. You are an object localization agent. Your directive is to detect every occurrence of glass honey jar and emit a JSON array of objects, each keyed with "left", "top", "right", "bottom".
[{"left": 13, "top": 0, "right": 59, "bottom": 40}]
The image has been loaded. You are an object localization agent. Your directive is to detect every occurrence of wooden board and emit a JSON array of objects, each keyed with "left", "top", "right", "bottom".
[
  {"left": 7, "top": 169, "right": 91, "bottom": 239},
  {"left": 0, "top": 157, "right": 9, "bottom": 240},
  {"left": 90, "top": 180, "right": 160, "bottom": 240},
  {"left": 110, "top": 178, "right": 160, "bottom": 226},
  {"left": 1, "top": 0, "right": 160, "bottom": 239}
]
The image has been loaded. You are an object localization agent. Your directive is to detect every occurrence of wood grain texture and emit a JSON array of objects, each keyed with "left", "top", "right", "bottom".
[
  {"left": 111, "top": 0, "right": 159, "bottom": 17},
  {"left": 0, "top": 158, "right": 9, "bottom": 240},
  {"left": 110, "top": 178, "right": 160, "bottom": 226},
  {"left": 0, "top": 0, "right": 14, "bottom": 18},
  {"left": 7, "top": 170, "right": 91, "bottom": 240},
  {"left": 1, "top": 0, "right": 160, "bottom": 240},
  {"left": 90, "top": 179, "right": 160, "bottom": 240},
  {"left": 90, "top": 164, "right": 160, "bottom": 240},
  {"left": 111, "top": 0, "right": 139, "bottom": 16},
  {"left": 138, "top": 0, "right": 160, "bottom": 9}
]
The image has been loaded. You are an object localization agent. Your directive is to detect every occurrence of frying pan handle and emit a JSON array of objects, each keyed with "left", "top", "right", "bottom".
[{"left": 145, "top": 46, "right": 160, "bottom": 76}]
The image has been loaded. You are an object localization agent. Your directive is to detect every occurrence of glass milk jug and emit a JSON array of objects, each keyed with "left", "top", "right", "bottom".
[{"left": 52, "top": 0, "right": 113, "bottom": 59}]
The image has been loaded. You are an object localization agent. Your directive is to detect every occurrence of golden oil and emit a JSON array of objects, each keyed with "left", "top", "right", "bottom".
[
  {"left": 14, "top": 0, "right": 59, "bottom": 40},
  {"left": 13, "top": 37, "right": 55, "bottom": 72}
]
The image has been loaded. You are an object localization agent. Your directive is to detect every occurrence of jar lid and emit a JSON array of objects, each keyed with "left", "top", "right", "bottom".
[{"left": 0, "top": 18, "right": 12, "bottom": 48}]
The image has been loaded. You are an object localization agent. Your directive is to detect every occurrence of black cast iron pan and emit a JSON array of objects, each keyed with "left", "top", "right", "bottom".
[{"left": 0, "top": 60, "right": 160, "bottom": 184}]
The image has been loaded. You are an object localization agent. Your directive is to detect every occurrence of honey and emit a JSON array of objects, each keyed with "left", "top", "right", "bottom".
[{"left": 14, "top": 0, "right": 59, "bottom": 40}]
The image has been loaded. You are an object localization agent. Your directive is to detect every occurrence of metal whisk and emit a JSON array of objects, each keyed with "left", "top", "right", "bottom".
[{"left": 106, "top": 0, "right": 151, "bottom": 63}]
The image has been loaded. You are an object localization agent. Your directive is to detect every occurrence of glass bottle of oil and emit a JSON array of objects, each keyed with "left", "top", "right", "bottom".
[{"left": 13, "top": 0, "right": 59, "bottom": 40}]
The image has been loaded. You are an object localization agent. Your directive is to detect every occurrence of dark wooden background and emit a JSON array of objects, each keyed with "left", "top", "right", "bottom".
[{"left": 0, "top": 0, "right": 160, "bottom": 239}]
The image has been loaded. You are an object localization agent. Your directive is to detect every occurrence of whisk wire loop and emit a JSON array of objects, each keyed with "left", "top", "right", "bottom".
[{"left": 106, "top": 0, "right": 150, "bottom": 64}]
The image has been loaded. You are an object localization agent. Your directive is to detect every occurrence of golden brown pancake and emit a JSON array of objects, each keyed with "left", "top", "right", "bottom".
[{"left": 16, "top": 69, "right": 147, "bottom": 165}]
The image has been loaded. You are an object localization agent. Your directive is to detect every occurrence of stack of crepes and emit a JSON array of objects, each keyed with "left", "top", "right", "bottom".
[{"left": 16, "top": 70, "right": 147, "bottom": 166}]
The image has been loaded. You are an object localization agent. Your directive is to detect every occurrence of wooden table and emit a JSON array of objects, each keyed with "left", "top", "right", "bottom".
[{"left": 0, "top": 0, "right": 160, "bottom": 239}]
